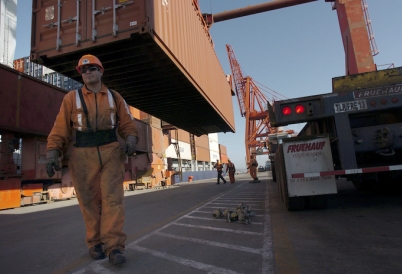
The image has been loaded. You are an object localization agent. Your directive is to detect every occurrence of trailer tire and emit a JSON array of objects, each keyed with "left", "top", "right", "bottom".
[
  {"left": 271, "top": 162, "right": 277, "bottom": 182},
  {"left": 287, "top": 197, "right": 306, "bottom": 211},
  {"left": 307, "top": 195, "right": 328, "bottom": 209},
  {"left": 352, "top": 179, "right": 369, "bottom": 191}
]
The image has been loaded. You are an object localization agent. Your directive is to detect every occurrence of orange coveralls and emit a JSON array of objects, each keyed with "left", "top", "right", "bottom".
[
  {"left": 226, "top": 162, "right": 236, "bottom": 183},
  {"left": 248, "top": 158, "right": 258, "bottom": 180},
  {"left": 47, "top": 85, "right": 138, "bottom": 255}
]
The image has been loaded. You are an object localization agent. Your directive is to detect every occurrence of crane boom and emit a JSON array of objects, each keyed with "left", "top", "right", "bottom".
[
  {"left": 203, "top": 0, "right": 318, "bottom": 26},
  {"left": 226, "top": 45, "right": 246, "bottom": 117},
  {"left": 226, "top": 44, "right": 281, "bottom": 163},
  {"left": 327, "top": 0, "right": 378, "bottom": 74}
]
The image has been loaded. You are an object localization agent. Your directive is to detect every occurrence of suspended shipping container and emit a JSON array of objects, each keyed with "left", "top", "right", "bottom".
[{"left": 30, "top": 0, "right": 235, "bottom": 136}]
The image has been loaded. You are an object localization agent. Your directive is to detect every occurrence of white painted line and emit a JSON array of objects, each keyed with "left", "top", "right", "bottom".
[
  {"left": 72, "top": 259, "right": 114, "bottom": 274},
  {"left": 193, "top": 210, "right": 214, "bottom": 213},
  {"left": 225, "top": 194, "right": 265, "bottom": 195},
  {"left": 217, "top": 195, "right": 263, "bottom": 198},
  {"left": 184, "top": 215, "right": 263, "bottom": 225},
  {"left": 221, "top": 195, "right": 265, "bottom": 197},
  {"left": 201, "top": 206, "right": 265, "bottom": 211},
  {"left": 219, "top": 198, "right": 265, "bottom": 201},
  {"left": 156, "top": 232, "right": 262, "bottom": 254},
  {"left": 72, "top": 182, "right": 271, "bottom": 273},
  {"left": 172, "top": 223, "right": 263, "bottom": 236},
  {"left": 192, "top": 210, "right": 263, "bottom": 217},
  {"left": 207, "top": 202, "right": 262, "bottom": 206},
  {"left": 262, "top": 181, "right": 274, "bottom": 274},
  {"left": 130, "top": 245, "right": 241, "bottom": 274},
  {"left": 186, "top": 215, "right": 226, "bottom": 221}
]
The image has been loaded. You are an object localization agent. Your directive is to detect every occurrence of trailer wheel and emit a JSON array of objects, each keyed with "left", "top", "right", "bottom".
[
  {"left": 352, "top": 179, "right": 369, "bottom": 191},
  {"left": 287, "top": 197, "right": 306, "bottom": 211},
  {"left": 307, "top": 195, "right": 328, "bottom": 209},
  {"left": 271, "top": 162, "right": 277, "bottom": 182}
]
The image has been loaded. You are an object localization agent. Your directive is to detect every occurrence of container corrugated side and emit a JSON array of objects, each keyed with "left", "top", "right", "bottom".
[
  {"left": 13, "top": 58, "right": 25, "bottom": 72},
  {"left": 196, "top": 146, "right": 210, "bottom": 162},
  {"left": 177, "top": 129, "right": 190, "bottom": 143},
  {"left": 0, "top": 64, "right": 66, "bottom": 136},
  {"left": 195, "top": 135, "right": 209, "bottom": 149},
  {"left": 219, "top": 144, "right": 227, "bottom": 155},
  {"left": 30, "top": 0, "right": 235, "bottom": 136},
  {"left": 151, "top": 0, "right": 235, "bottom": 132},
  {"left": 220, "top": 153, "right": 228, "bottom": 164}
]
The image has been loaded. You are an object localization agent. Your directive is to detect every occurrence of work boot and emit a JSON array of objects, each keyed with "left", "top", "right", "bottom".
[
  {"left": 109, "top": 249, "right": 126, "bottom": 265},
  {"left": 89, "top": 243, "right": 105, "bottom": 260}
]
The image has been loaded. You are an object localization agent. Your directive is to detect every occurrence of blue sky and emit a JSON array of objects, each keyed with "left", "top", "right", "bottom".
[{"left": 15, "top": 1, "right": 402, "bottom": 170}]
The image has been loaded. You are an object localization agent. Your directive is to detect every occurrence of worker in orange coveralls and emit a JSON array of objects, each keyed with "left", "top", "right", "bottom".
[
  {"left": 45, "top": 54, "right": 138, "bottom": 265},
  {"left": 247, "top": 153, "right": 259, "bottom": 182},
  {"left": 226, "top": 159, "right": 236, "bottom": 183}
]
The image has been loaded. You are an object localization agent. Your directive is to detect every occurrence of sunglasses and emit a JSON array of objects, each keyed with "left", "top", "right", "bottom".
[{"left": 81, "top": 66, "right": 99, "bottom": 74}]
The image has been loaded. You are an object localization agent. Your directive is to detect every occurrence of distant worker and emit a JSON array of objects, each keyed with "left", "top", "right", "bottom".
[
  {"left": 226, "top": 159, "right": 236, "bottom": 183},
  {"left": 45, "top": 54, "right": 139, "bottom": 265},
  {"left": 214, "top": 160, "right": 227, "bottom": 184},
  {"left": 247, "top": 153, "right": 259, "bottom": 183}
]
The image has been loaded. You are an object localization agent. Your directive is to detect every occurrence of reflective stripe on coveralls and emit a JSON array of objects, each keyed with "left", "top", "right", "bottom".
[
  {"left": 75, "top": 89, "right": 119, "bottom": 147},
  {"left": 75, "top": 88, "right": 118, "bottom": 131}
]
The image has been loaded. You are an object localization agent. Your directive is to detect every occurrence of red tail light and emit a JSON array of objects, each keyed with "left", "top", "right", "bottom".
[
  {"left": 282, "top": 106, "right": 292, "bottom": 116},
  {"left": 295, "top": 104, "right": 305, "bottom": 114}
]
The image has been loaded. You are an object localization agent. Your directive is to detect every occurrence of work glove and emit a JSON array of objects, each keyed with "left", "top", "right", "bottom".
[
  {"left": 45, "top": 150, "right": 61, "bottom": 177},
  {"left": 124, "top": 136, "right": 137, "bottom": 156}
]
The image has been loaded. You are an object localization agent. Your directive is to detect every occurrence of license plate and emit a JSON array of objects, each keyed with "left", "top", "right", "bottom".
[{"left": 334, "top": 99, "right": 367, "bottom": 113}]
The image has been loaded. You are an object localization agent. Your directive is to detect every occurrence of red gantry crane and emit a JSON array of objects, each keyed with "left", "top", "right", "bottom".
[
  {"left": 209, "top": 0, "right": 380, "bottom": 166},
  {"left": 226, "top": 44, "right": 290, "bottom": 163}
]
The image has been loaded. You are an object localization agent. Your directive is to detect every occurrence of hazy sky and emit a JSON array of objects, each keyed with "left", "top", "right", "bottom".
[
  {"left": 197, "top": 0, "right": 402, "bottom": 169},
  {"left": 14, "top": 1, "right": 402, "bottom": 170}
]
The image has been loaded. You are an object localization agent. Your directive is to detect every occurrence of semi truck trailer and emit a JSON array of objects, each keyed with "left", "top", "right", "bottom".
[{"left": 268, "top": 66, "right": 402, "bottom": 210}]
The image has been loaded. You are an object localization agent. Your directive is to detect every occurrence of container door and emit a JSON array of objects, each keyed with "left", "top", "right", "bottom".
[
  {"left": 32, "top": 0, "right": 85, "bottom": 54},
  {"left": 86, "top": 0, "right": 147, "bottom": 43}
]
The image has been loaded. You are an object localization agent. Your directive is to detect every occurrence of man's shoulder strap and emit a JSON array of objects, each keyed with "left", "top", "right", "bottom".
[{"left": 76, "top": 89, "right": 92, "bottom": 131}]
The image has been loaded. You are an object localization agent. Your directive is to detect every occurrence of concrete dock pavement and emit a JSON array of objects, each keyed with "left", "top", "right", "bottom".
[{"left": 2, "top": 171, "right": 401, "bottom": 273}]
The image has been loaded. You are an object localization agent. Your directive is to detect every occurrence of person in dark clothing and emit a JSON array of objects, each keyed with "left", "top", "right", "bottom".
[{"left": 214, "top": 160, "right": 226, "bottom": 184}]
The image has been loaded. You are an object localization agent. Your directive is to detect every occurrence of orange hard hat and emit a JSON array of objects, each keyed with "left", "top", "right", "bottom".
[{"left": 76, "top": 54, "right": 104, "bottom": 73}]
